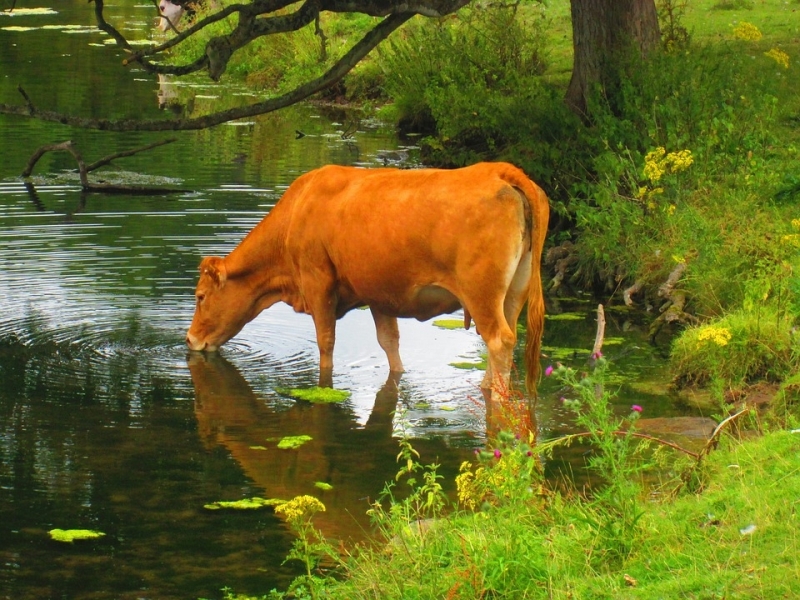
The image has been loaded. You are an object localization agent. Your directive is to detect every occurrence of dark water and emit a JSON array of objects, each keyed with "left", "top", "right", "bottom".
[{"left": 0, "top": 3, "right": 685, "bottom": 599}]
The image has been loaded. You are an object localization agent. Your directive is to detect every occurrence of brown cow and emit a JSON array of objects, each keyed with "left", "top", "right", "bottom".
[{"left": 186, "top": 162, "right": 549, "bottom": 397}]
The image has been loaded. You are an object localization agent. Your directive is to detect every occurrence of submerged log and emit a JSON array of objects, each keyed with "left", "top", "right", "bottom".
[{"left": 22, "top": 139, "right": 186, "bottom": 194}]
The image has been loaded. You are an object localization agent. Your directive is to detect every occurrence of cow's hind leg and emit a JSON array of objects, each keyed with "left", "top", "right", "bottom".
[
  {"left": 469, "top": 303, "right": 516, "bottom": 397},
  {"left": 371, "top": 308, "right": 404, "bottom": 373}
]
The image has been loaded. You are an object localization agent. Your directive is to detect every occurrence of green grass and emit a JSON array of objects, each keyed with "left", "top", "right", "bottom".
[{"left": 309, "top": 429, "right": 800, "bottom": 599}]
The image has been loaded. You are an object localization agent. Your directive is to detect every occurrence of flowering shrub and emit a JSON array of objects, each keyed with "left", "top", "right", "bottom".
[
  {"left": 671, "top": 307, "right": 799, "bottom": 390},
  {"left": 274, "top": 495, "right": 326, "bottom": 525},
  {"left": 764, "top": 48, "right": 790, "bottom": 69},
  {"left": 455, "top": 430, "right": 540, "bottom": 511},
  {"left": 643, "top": 147, "right": 694, "bottom": 183},
  {"left": 732, "top": 21, "right": 762, "bottom": 41},
  {"left": 274, "top": 495, "right": 338, "bottom": 599},
  {"left": 696, "top": 325, "right": 733, "bottom": 347}
]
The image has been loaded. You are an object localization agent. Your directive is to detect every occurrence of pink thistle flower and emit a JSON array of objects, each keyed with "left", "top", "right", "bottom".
[
  {"left": 493, "top": 449, "right": 502, "bottom": 459},
  {"left": 545, "top": 365, "right": 554, "bottom": 377},
  {"left": 631, "top": 405, "right": 643, "bottom": 413}
]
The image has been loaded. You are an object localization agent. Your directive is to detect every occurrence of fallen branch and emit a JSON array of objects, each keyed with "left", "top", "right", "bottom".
[
  {"left": 698, "top": 408, "right": 751, "bottom": 459},
  {"left": 674, "top": 408, "right": 752, "bottom": 494},
  {"left": 591, "top": 304, "right": 605, "bottom": 398},
  {"left": 592, "top": 304, "right": 605, "bottom": 358},
  {"left": 84, "top": 138, "right": 177, "bottom": 172},
  {"left": 538, "top": 429, "right": 700, "bottom": 459},
  {"left": 21, "top": 139, "right": 185, "bottom": 194}
]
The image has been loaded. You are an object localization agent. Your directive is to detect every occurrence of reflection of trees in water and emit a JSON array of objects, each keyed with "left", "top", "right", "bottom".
[
  {"left": 0, "top": 335, "right": 302, "bottom": 597},
  {"left": 189, "top": 352, "right": 470, "bottom": 542}
]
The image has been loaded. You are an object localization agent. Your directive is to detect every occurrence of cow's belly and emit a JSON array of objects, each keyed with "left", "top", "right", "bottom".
[{"left": 369, "top": 285, "right": 462, "bottom": 321}]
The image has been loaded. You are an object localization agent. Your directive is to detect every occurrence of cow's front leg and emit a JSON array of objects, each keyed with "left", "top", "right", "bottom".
[
  {"left": 310, "top": 300, "right": 337, "bottom": 389},
  {"left": 371, "top": 308, "right": 404, "bottom": 373}
]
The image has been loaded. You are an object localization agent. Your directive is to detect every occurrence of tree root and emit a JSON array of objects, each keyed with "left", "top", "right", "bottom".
[
  {"left": 648, "top": 262, "right": 698, "bottom": 342},
  {"left": 545, "top": 240, "right": 579, "bottom": 292}
]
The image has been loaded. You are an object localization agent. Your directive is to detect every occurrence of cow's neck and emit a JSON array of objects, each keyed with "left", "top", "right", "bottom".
[{"left": 223, "top": 210, "right": 298, "bottom": 313}]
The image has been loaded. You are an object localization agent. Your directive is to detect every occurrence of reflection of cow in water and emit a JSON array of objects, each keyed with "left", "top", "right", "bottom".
[{"left": 188, "top": 353, "right": 470, "bottom": 542}]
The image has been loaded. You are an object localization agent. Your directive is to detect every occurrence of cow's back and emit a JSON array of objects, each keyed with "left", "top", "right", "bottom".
[{"left": 282, "top": 163, "right": 536, "bottom": 315}]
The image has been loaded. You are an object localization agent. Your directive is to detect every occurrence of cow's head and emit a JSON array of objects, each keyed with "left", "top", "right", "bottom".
[
  {"left": 186, "top": 256, "right": 253, "bottom": 352},
  {"left": 158, "top": 0, "right": 185, "bottom": 32}
]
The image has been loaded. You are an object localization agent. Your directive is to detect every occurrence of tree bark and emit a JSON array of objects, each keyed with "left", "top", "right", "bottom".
[{"left": 565, "top": 0, "right": 660, "bottom": 116}]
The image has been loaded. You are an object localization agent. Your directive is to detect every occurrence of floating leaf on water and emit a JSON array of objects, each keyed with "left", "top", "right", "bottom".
[
  {"left": 432, "top": 318, "right": 464, "bottom": 330},
  {"left": 440, "top": 405, "right": 456, "bottom": 411},
  {"left": 277, "top": 387, "right": 351, "bottom": 404},
  {"left": 315, "top": 482, "right": 333, "bottom": 491},
  {"left": 204, "top": 497, "right": 285, "bottom": 511},
  {"left": 249, "top": 445, "right": 267, "bottom": 450},
  {"left": 277, "top": 435, "right": 313, "bottom": 449},
  {"left": 449, "top": 361, "right": 487, "bottom": 370},
  {"left": 1, "top": 26, "right": 36, "bottom": 31},
  {"left": 414, "top": 401, "right": 431, "bottom": 409},
  {"left": 49, "top": 529, "right": 105, "bottom": 543}
]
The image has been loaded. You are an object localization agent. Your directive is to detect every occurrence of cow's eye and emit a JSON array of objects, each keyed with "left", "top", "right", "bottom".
[{"left": 196, "top": 293, "right": 205, "bottom": 304}]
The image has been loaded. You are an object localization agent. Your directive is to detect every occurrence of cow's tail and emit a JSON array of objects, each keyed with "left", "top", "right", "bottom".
[
  {"left": 500, "top": 164, "right": 550, "bottom": 396},
  {"left": 525, "top": 180, "right": 549, "bottom": 395}
]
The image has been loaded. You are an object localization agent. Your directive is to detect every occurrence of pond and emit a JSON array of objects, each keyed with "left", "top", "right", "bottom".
[{"left": 0, "top": 3, "right": 690, "bottom": 599}]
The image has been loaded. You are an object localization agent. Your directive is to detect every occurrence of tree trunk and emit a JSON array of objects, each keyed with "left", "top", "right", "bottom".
[{"left": 565, "top": 0, "right": 660, "bottom": 116}]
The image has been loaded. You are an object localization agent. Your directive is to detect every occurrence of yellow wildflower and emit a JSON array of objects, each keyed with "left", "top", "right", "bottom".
[
  {"left": 791, "top": 218, "right": 800, "bottom": 230},
  {"left": 732, "top": 21, "right": 762, "bottom": 42},
  {"left": 665, "top": 149, "right": 694, "bottom": 173},
  {"left": 274, "top": 495, "right": 326, "bottom": 524},
  {"left": 764, "top": 48, "right": 790, "bottom": 69},
  {"left": 696, "top": 325, "right": 732, "bottom": 347},
  {"left": 643, "top": 147, "right": 693, "bottom": 183},
  {"left": 456, "top": 462, "right": 480, "bottom": 510},
  {"left": 644, "top": 147, "right": 666, "bottom": 182},
  {"left": 782, "top": 234, "right": 800, "bottom": 248}
]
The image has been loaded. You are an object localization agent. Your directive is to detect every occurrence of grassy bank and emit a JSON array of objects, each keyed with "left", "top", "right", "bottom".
[
  {"left": 222, "top": 362, "right": 800, "bottom": 599},
  {"left": 318, "top": 431, "right": 800, "bottom": 599}
]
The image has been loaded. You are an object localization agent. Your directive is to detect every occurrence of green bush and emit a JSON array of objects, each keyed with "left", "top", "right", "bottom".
[{"left": 670, "top": 305, "right": 800, "bottom": 390}]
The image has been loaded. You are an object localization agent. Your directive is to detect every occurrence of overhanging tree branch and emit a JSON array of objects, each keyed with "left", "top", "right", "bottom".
[{"left": 0, "top": 11, "right": 416, "bottom": 131}]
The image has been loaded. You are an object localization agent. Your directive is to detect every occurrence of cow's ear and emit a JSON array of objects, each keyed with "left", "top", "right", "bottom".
[{"left": 199, "top": 256, "right": 227, "bottom": 287}]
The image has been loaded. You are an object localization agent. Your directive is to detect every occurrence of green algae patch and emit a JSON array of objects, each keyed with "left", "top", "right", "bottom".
[
  {"left": 277, "top": 435, "right": 313, "bottom": 449},
  {"left": 315, "top": 482, "right": 333, "bottom": 491},
  {"left": 414, "top": 401, "right": 431, "bottom": 410},
  {"left": 433, "top": 318, "right": 464, "bottom": 330},
  {"left": 49, "top": 529, "right": 105, "bottom": 543},
  {"left": 545, "top": 312, "right": 586, "bottom": 321},
  {"left": 278, "top": 387, "right": 351, "bottom": 404},
  {"left": 204, "top": 497, "right": 285, "bottom": 511},
  {"left": 249, "top": 445, "right": 268, "bottom": 450}
]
